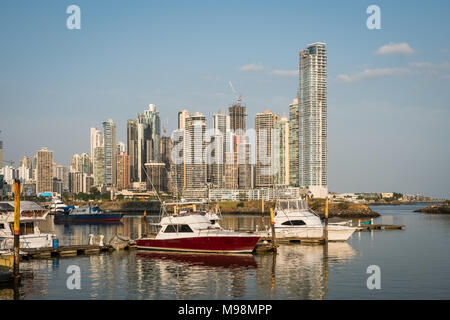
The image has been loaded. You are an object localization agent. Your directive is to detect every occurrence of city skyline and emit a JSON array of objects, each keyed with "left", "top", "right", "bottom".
[{"left": 1, "top": 1, "right": 449, "bottom": 198}]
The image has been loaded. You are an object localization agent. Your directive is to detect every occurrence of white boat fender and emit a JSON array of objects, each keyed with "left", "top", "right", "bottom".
[
  {"left": 99, "top": 235, "right": 104, "bottom": 247},
  {"left": 89, "top": 234, "right": 94, "bottom": 246}
]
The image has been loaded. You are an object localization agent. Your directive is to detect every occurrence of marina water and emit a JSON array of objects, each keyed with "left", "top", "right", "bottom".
[{"left": 1, "top": 204, "right": 450, "bottom": 299}]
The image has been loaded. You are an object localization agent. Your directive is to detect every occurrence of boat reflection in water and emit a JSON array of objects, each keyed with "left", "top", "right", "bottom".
[
  {"left": 253, "top": 242, "right": 357, "bottom": 299},
  {"left": 137, "top": 251, "right": 257, "bottom": 269}
]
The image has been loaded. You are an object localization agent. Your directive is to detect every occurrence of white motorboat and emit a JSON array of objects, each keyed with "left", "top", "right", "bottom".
[
  {"left": 260, "top": 199, "right": 357, "bottom": 241},
  {"left": 0, "top": 201, "right": 55, "bottom": 249},
  {"left": 136, "top": 202, "right": 260, "bottom": 254},
  {"left": 50, "top": 198, "right": 68, "bottom": 214}
]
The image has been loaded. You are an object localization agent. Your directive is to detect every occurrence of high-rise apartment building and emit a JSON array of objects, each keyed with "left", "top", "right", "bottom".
[
  {"left": 20, "top": 156, "right": 32, "bottom": 170},
  {"left": 289, "top": 98, "right": 299, "bottom": 187},
  {"left": 173, "top": 110, "right": 208, "bottom": 197},
  {"left": 255, "top": 110, "right": 279, "bottom": 188},
  {"left": 298, "top": 42, "right": 328, "bottom": 196},
  {"left": 185, "top": 112, "right": 207, "bottom": 190},
  {"left": 90, "top": 128, "right": 103, "bottom": 159},
  {"left": 93, "top": 146, "right": 105, "bottom": 187},
  {"left": 127, "top": 104, "right": 161, "bottom": 183},
  {"left": 127, "top": 119, "right": 138, "bottom": 183},
  {"left": 274, "top": 116, "right": 290, "bottom": 186},
  {"left": 117, "top": 151, "right": 130, "bottom": 190},
  {"left": 229, "top": 103, "right": 247, "bottom": 134},
  {"left": 103, "top": 119, "right": 117, "bottom": 188},
  {"left": 36, "top": 147, "right": 53, "bottom": 194}
]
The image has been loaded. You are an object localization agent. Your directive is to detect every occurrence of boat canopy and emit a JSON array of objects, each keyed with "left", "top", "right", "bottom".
[
  {"left": 0, "top": 201, "right": 45, "bottom": 213},
  {"left": 276, "top": 199, "right": 309, "bottom": 210}
]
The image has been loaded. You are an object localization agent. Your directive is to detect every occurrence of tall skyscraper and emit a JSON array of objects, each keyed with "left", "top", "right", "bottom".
[
  {"left": 127, "top": 104, "right": 161, "bottom": 183},
  {"left": 210, "top": 110, "right": 230, "bottom": 188},
  {"left": 80, "top": 153, "right": 92, "bottom": 175},
  {"left": 117, "top": 151, "right": 130, "bottom": 190},
  {"left": 90, "top": 128, "right": 103, "bottom": 159},
  {"left": 160, "top": 136, "right": 173, "bottom": 192},
  {"left": 127, "top": 119, "right": 138, "bottom": 182},
  {"left": 172, "top": 110, "right": 208, "bottom": 197},
  {"left": 229, "top": 103, "right": 247, "bottom": 134},
  {"left": 20, "top": 156, "right": 32, "bottom": 169},
  {"left": 185, "top": 112, "right": 207, "bottom": 190},
  {"left": 274, "top": 116, "right": 290, "bottom": 186},
  {"left": 103, "top": 119, "right": 117, "bottom": 188},
  {"left": 70, "top": 154, "right": 81, "bottom": 172},
  {"left": 255, "top": 110, "right": 279, "bottom": 188},
  {"left": 298, "top": 42, "right": 328, "bottom": 196},
  {"left": 93, "top": 146, "right": 105, "bottom": 187},
  {"left": 36, "top": 147, "right": 53, "bottom": 194},
  {"left": 289, "top": 98, "right": 299, "bottom": 186}
]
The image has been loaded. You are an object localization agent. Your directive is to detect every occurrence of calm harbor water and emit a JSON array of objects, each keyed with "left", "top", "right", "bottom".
[{"left": 1, "top": 204, "right": 450, "bottom": 299}]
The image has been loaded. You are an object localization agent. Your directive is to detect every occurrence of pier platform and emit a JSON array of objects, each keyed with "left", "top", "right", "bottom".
[
  {"left": 356, "top": 224, "right": 405, "bottom": 231},
  {"left": 20, "top": 245, "right": 114, "bottom": 259}
]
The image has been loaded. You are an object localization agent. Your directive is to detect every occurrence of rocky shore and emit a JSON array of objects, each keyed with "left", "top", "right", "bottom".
[
  {"left": 72, "top": 199, "right": 380, "bottom": 218},
  {"left": 311, "top": 201, "right": 380, "bottom": 218},
  {"left": 414, "top": 204, "right": 450, "bottom": 214}
]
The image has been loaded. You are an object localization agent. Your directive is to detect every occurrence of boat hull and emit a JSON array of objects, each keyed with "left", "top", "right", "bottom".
[
  {"left": 54, "top": 213, "right": 123, "bottom": 224},
  {"left": 136, "top": 236, "right": 260, "bottom": 254},
  {"left": 0, "top": 234, "right": 54, "bottom": 249}
]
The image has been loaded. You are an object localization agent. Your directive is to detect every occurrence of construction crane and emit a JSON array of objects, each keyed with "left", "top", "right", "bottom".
[
  {"left": 228, "top": 81, "right": 243, "bottom": 105},
  {"left": 2, "top": 160, "right": 15, "bottom": 166}
]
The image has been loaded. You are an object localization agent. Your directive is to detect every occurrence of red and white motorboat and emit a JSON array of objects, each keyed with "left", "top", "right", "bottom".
[{"left": 136, "top": 203, "right": 260, "bottom": 254}]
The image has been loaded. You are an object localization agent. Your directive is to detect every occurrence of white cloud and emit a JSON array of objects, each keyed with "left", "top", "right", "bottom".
[
  {"left": 375, "top": 42, "right": 415, "bottom": 56},
  {"left": 240, "top": 64, "right": 264, "bottom": 71},
  {"left": 269, "top": 69, "right": 297, "bottom": 77},
  {"left": 337, "top": 67, "right": 411, "bottom": 83}
]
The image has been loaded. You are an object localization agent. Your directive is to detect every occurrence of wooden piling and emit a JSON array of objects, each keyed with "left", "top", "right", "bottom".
[
  {"left": 143, "top": 210, "right": 148, "bottom": 237},
  {"left": 324, "top": 196, "right": 329, "bottom": 244},
  {"left": 13, "top": 180, "right": 20, "bottom": 280},
  {"left": 269, "top": 208, "right": 277, "bottom": 251}
]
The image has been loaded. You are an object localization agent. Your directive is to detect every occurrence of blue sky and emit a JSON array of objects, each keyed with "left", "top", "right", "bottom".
[{"left": 0, "top": 0, "right": 449, "bottom": 198}]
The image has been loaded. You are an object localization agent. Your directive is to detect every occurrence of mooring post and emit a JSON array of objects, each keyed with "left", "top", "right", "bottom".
[
  {"left": 13, "top": 179, "right": 21, "bottom": 280},
  {"left": 270, "top": 208, "right": 277, "bottom": 250},
  {"left": 143, "top": 210, "right": 147, "bottom": 237},
  {"left": 261, "top": 195, "right": 264, "bottom": 214},
  {"left": 324, "top": 196, "right": 329, "bottom": 244}
]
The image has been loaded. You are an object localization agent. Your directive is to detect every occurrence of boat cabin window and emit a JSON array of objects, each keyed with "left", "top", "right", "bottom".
[
  {"left": 9, "top": 222, "right": 34, "bottom": 235},
  {"left": 281, "top": 220, "right": 306, "bottom": 226},
  {"left": 0, "top": 223, "right": 4, "bottom": 229},
  {"left": 164, "top": 224, "right": 194, "bottom": 233}
]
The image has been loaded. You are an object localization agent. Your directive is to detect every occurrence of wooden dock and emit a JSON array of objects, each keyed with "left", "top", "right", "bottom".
[
  {"left": 259, "top": 237, "right": 326, "bottom": 245},
  {"left": 19, "top": 245, "right": 114, "bottom": 259},
  {"left": 356, "top": 224, "right": 405, "bottom": 231}
]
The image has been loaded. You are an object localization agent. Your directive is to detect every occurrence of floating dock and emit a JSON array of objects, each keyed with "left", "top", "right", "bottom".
[
  {"left": 0, "top": 242, "right": 135, "bottom": 261},
  {"left": 356, "top": 224, "right": 405, "bottom": 231},
  {"left": 259, "top": 237, "right": 326, "bottom": 245}
]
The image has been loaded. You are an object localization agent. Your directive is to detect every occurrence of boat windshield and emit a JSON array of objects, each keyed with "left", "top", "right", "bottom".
[{"left": 277, "top": 200, "right": 308, "bottom": 210}]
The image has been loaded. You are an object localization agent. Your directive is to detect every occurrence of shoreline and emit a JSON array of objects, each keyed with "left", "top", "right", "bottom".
[
  {"left": 414, "top": 204, "right": 450, "bottom": 214},
  {"left": 85, "top": 199, "right": 381, "bottom": 218}
]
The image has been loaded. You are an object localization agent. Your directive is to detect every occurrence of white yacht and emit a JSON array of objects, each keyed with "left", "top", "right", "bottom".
[
  {"left": 50, "top": 197, "right": 68, "bottom": 214},
  {"left": 0, "top": 201, "right": 55, "bottom": 249},
  {"left": 262, "top": 199, "right": 357, "bottom": 241},
  {"left": 136, "top": 203, "right": 260, "bottom": 253}
]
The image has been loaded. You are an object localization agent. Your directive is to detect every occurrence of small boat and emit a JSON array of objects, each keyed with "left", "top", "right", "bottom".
[
  {"left": 0, "top": 201, "right": 56, "bottom": 249},
  {"left": 136, "top": 202, "right": 260, "bottom": 254},
  {"left": 53, "top": 205, "right": 123, "bottom": 224},
  {"left": 262, "top": 199, "right": 358, "bottom": 241}
]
